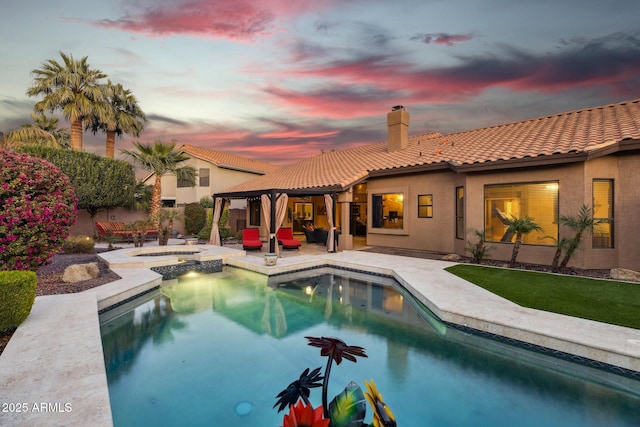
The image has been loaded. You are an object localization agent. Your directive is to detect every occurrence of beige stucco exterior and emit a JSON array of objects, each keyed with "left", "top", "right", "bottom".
[{"left": 363, "top": 153, "right": 640, "bottom": 271}]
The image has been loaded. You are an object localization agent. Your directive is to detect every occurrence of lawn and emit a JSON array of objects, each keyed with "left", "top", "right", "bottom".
[{"left": 445, "top": 264, "right": 640, "bottom": 330}]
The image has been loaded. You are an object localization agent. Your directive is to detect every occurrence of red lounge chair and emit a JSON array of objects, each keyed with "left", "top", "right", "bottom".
[
  {"left": 277, "top": 227, "right": 301, "bottom": 250},
  {"left": 242, "top": 228, "right": 263, "bottom": 251}
]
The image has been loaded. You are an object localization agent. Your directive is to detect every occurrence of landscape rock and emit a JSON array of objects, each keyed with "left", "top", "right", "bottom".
[
  {"left": 441, "top": 253, "right": 461, "bottom": 261},
  {"left": 609, "top": 268, "right": 640, "bottom": 283},
  {"left": 62, "top": 263, "right": 100, "bottom": 283}
]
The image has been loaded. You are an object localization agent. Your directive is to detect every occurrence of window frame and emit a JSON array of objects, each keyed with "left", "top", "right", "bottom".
[
  {"left": 455, "top": 187, "right": 464, "bottom": 240},
  {"left": 417, "top": 194, "right": 433, "bottom": 218},
  {"left": 199, "top": 168, "right": 210, "bottom": 187},
  {"left": 592, "top": 179, "right": 614, "bottom": 249},
  {"left": 483, "top": 180, "right": 558, "bottom": 245}
]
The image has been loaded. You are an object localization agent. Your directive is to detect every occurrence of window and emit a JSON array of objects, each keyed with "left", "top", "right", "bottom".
[
  {"left": 249, "top": 200, "right": 261, "bottom": 226},
  {"left": 418, "top": 195, "right": 433, "bottom": 218},
  {"left": 455, "top": 187, "right": 464, "bottom": 239},
  {"left": 592, "top": 179, "right": 614, "bottom": 248},
  {"left": 177, "top": 176, "right": 191, "bottom": 188},
  {"left": 372, "top": 193, "right": 404, "bottom": 229},
  {"left": 484, "top": 181, "right": 558, "bottom": 245},
  {"left": 199, "top": 168, "right": 210, "bottom": 187}
]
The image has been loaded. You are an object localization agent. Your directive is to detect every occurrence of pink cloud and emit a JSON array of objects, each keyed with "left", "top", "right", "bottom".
[{"left": 91, "top": 0, "right": 344, "bottom": 41}]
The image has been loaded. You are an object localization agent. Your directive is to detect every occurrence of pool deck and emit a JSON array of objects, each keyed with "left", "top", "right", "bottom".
[{"left": 1, "top": 244, "right": 640, "bottom": 426}]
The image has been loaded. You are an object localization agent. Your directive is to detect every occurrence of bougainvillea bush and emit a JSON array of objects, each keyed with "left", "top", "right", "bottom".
[{"left": 0, "top": 150, "right": 78, "bottom": 271}]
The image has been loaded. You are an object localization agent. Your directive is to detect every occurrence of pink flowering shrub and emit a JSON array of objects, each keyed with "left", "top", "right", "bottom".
[{"left": 0, "top": 150, "right": 78, "bottom": 271}]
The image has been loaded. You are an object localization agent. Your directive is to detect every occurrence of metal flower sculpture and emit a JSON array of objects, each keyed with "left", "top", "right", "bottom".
[
  {"left": 306, "top": 336, "right": 368, "bottom": 419},
  {"left": 364, "top": 380, "right": 397, "bottom": 427},
  {"left": 275, "top": 367, "right": 324, "bottom": 413},
  {"left": 282, "top": 401, "right": 330, "bottom": 427},
  {"left": 275, "top": 336, "right": 396, "bottom": 426}
]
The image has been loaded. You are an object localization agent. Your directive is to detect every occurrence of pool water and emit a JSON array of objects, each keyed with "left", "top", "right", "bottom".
[{"left": 100, "top": 267, "right": 640, "bottom": 426}]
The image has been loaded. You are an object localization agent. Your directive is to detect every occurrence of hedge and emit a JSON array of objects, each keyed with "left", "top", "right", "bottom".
[{"left": 0, "top": 271, "right": 37, "bottom": 333}]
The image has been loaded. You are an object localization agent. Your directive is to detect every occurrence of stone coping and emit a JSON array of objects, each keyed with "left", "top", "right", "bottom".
[{"left": 1, "top": 246, "right": 639, "bottom": 426}]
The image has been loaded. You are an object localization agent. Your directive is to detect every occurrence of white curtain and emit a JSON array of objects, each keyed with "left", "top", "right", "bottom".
[
  {"left": 261, "top": 193, "right": 289, "bottom": 257},
  {"left": 324, "top": 194, "right": 336, "bottom": 252},
  {"left": 208, "top": 197, "right": 223, "bottom": 245},
  {"left": 275, "top": 194, "right": 289, "bottom": 246},
  {"left": 260, "top": 194, "right": 272, "bottom": 254}
]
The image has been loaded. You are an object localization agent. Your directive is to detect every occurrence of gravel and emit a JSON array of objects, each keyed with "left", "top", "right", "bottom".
[{"left": 36, "top": 252, "right": 121, "bottom": 296}]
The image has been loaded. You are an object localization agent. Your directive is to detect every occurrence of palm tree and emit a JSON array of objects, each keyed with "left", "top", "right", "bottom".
[
  {"left": 504, "top": 215, "right": 543, "bottom": 267},
  {"left": 557, "top": 204, "right": 599, "bottom": 270},
  {"left": 27, "top": 52, "right": 108, "bottom": 151},
  {"left": 5, "top": 114, "right": 70, "bottom": 148},
  {"left": 121, "top": 140, "right": 196, "bottom": 228},
  {"left": 89, "top": 80, "right": 147, "bottom": 158}
]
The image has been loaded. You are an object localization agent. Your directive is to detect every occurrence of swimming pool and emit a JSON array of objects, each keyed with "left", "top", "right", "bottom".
[{"left": 100, "top": 266, "right": 640, "bottom": 426}]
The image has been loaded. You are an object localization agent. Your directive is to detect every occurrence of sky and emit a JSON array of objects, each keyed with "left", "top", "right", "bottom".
[{"left": 1, "top": 0, "right": 639, "bottom": 165}]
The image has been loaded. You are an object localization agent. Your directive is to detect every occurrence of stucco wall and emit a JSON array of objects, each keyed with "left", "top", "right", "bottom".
[{"left": 363, "top": 153, "right": 640, "bottom": 271}]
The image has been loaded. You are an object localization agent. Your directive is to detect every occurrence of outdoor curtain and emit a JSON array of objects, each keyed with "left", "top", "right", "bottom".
[
  {"left": 261, "top": 193, "right": 289, "bottom": 257},
  {"left": 324, "top": 194, "right": 336, "bottom": 252},
  {"left": 208, "top": 197, "right": 224, "bottom": 245}
]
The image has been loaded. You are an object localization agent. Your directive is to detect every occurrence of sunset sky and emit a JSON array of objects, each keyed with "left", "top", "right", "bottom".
[{"left": 1, "top": 0, "right": 639, "bottom": 165}]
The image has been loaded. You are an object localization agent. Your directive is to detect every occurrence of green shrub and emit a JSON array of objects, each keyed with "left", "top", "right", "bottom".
[
  {"left": 184, "top": 202, "right": 206, "bottom": 235},
  {"left": 0, "top": 271, "right": 37, "bottom": 333},
  {"left": 198, "top": 225, "right": 212, "bottom": 241},
  {"left": 63, "top": 235, "right": 95, "bottom": 253}
]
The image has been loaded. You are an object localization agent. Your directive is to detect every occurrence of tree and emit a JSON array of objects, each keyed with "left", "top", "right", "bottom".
[
  {"left": 27, "top": 52, "right": 108, "bottom": 151},
  {"left": 122, "top": 140, "right": 196, "bottom": 227},
  {"left": 5, "top": 114, "right": 70, "bottom": 149},
  {"left": 557, "top": 205, "right": 599, "bottom": 270},
  {"left": 504, "top": 215, "right": 543, "bottom": 267},
  {"left": 17, "top": 145, "right": 136, "bottom": 219},
  {"left": 89, "top": 80, "right": 146, "bottom": 158}
]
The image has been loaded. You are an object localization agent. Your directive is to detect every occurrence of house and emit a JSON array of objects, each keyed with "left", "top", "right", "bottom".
[
  {"left": 144, "top": 144, "right": 280, "bottom": 233},
  {"left": 216, "top": 99, "right": 640, "bottom": 271}
]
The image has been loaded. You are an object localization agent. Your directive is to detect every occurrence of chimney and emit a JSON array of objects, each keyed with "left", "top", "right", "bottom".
[{"left": 387, "top": 105, "right": 409, "bottom": 152}]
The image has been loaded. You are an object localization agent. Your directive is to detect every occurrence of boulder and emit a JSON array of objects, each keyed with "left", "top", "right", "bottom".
[
  {"left": 610, "top": 268, "right": 640, "bottom": 283},
  {"left": 62, "top": 263, "right": 100, "bottom": 283},
  {"left": 441, "top": 253, "right": 461, "bottom": 262}
]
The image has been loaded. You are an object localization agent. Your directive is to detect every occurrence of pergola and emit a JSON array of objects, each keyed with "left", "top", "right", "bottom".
[{"left": 209, "top": 186, "right": 342, "bottom": 254}]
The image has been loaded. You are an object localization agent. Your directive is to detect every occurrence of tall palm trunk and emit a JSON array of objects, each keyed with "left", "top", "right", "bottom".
[
  {"left": 150, "top": 175, "right": 162, "bottom": 229},
  {"left": 105, "top": 130, "right": 116, "bottom": 158},
  {"left": 71, "top": 118, "right": 83, "bottom": 151}
]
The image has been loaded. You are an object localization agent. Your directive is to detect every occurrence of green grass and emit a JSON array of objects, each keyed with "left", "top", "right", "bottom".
[{"left": 445, "top": 264, "right": 640, "bottom": 330}]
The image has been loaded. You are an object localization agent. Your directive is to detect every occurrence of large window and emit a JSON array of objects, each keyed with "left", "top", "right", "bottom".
[
  {"left": 484, "top": 182, "right": 558, "bottom": 244},
  {"left": 372, "top": 193, "right": 404, "bottom": 229},
  {"left": 418, "top": 195, "right": 433, "bottom": 218},
  {"left": 592, "top": 179, "right": 614, "bottom": 248},
  {"left": 455, "top": 187, "right": 464, "bottom": 239},
  {"left": 199, "top": 168, "right": 210, "bottom": 187}
]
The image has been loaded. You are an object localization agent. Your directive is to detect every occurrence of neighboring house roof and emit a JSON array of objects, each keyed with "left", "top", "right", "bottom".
[
  {"left": 219, "top": 98, "right": 640, "bottom": 196},
  {"left": 141, "top": 144, "right": 280, "bottom": 184},
  {"left": 180, "top": 144, "right": 281, "bottom": 174}
]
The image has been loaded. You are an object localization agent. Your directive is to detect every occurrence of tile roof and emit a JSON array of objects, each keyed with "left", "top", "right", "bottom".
[
  {"left": 180, "top": 144, "right": 281, "bottom": 174},
  {"left": 220, "top": 99, "right": 640, "bottom": 195}
]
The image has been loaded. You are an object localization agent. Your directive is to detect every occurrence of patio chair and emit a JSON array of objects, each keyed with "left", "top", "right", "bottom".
[
  {"left": 276, "top": 227, "right": 301, "bottom": 250},
  {"left": 242, "top": 228, "right": 263, "bottom": 251}
]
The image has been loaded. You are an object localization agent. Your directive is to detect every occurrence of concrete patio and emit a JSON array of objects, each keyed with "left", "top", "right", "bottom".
[{"left": 1, "top": 242, "right": 639, "bottom": 426}]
